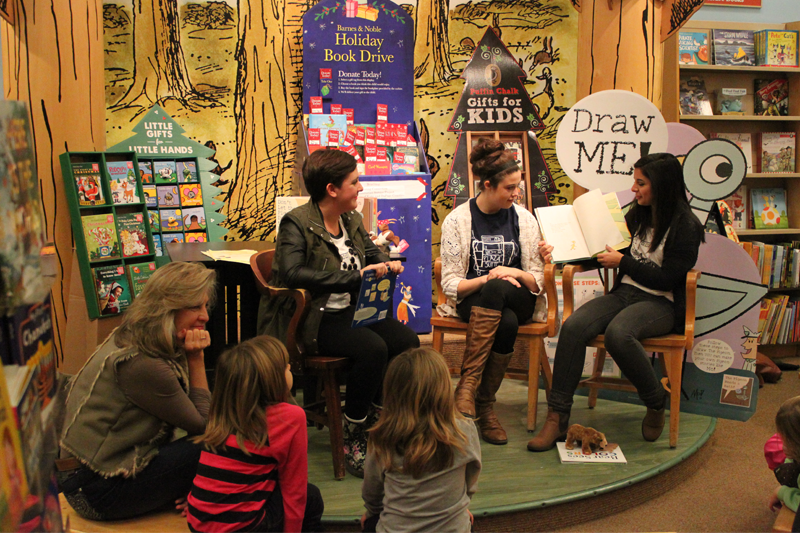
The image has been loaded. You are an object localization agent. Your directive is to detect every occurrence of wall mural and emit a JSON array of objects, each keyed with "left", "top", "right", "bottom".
[{"left": 103, "top": 0, "right": 579, "bottom": 271}]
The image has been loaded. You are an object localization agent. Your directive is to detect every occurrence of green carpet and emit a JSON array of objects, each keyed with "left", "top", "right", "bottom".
[{"left": 308, "top": 379, "right": 715, "bottom": 526}]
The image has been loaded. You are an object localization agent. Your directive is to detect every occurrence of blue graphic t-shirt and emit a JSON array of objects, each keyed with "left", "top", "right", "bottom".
[{"left": 467, "top": 198, "right": 521, "bottom": 279}]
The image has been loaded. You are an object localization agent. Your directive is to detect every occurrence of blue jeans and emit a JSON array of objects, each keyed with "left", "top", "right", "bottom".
[
  {"left": 57, "top": 437, "right": 201, "bottom": 521},
  {"left": 548, "top": 284, "right": 674, "bottom": 414}
]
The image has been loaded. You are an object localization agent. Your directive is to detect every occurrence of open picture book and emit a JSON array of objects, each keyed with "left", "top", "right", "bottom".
[{"left": 535, "top": 189, "right": 631, "bottom": 263}]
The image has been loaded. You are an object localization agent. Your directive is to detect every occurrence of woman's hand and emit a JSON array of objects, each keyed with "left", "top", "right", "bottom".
[
  {"left": 597, "top": 245, "right": 623, "bottom": 269},
  {"left": 538, "top": 241, "right": 554, "bottom": 264},
  {"left": 488, "top": 266, "right": 521, "bottom": 281},
  {"left": 769, "top": 486, "right": 783, "bottom": 512},
  {"left": 385, "top": 260, "right": 404, "bottom": 274},
  {"left": 178, "top": 328, "right": 210, "bottom": 359},
  {"left": 361, "top": 262, "right": 389, "bottom": 278}
]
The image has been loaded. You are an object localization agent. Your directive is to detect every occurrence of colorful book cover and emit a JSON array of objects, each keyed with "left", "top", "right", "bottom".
[
  {"left": 712, "top": 133, "right": 753, "bottom": 174},
  {"left": 142, "top": 184, "right": 158, "bottom": 207},
  {"left": 152, "top": 234, "right": 163, "bottom": 257},
  {"left": 760, "top": 132, "right": 796, "bottom": 173},
  {"left": 71, "top": 162, "right": 105, "bottom": 206},
  {"left": 751, "top": 187, "right": 789, "bottom": 230},
  {"left": 81, "top": 213, "right": 120, "bottom": 261},
  {"left": 4, "top": 364, "right": 43, "bottom": 498},
  {"left": 712, "top": 29, "right": 755, "bottom": 66},
  {"left": 138, "top": 160, "right": 153, "bottom": 184},
  {"left": 679, "top": 77, "right": 713, "bottom": 116},
  {"left": 0, "top": 363, "right": 27, "bottom": 533},
  {"left": 176, "top": 160, "right": 198, "bottom": 183},
  {"left": 160, "top": 208, "right": 183, "bottom": 232},
  {"left": 126, "top": 262, "right": 157, "bottom": 298},
  {"left": 5, "top": 297, "right": 56, "bottom": 409},
  {"left": 157, "top": 184, "right": 180, "bottom": 207},
  {"left": 723, "top": 185, "right": 748, "bottom": 230},
  {"left": 754, "top": 79, "right": 789, "bottom": 116},
  {"left": 105, "top": 160, "right": 140, "bottom": 204},
  {"left": 182, "top": 207, "right": 206, "bottom": 231},
  {"left": 679, "top": 30, "right": 710, "bottom": 65},
  {"left": 116, "top": 212, "right": 150, "bottom": 258},
  {"left": 756, "top": 30, "right": 798, "bottom": 67},
  {"left": 556, "top": 442, "right": 626, "bottom": 464},
  {"left": 185, "top": 231, "right": 208, "bottom": 243},
  {"left": 161, "top": 233, "right": 185, "bottom": 245},
  {"left": 153, "top": 160, "right": 178, "bottom": 184},
  {"left": 179, "top": 184, "right": 203, "bottom": 206},
  {"left": 307, "top": 114, "right": 348, "bottom": 148},
  {"left": 352, "top": 270, "right": 396, "bottom": 328},
  {"left": 93, "top": 264, "right": 132, "bottom": 315},
  {"left": 148, "top": 210, "right": 160, "bottom": 233}
]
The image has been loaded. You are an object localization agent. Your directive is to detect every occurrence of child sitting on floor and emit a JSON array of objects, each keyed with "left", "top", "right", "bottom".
[
  {"left": 769, "top": 396, "right": 800, "bottom": 516},
  {"left": 361, "top": 347, "right": 482, "bottom": 532},
  {"left": 186, "top": 336, "right": 324, "bottom": 533}
]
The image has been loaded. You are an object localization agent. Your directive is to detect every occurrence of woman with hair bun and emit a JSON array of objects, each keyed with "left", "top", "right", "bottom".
[{"left": 439, "top": 139, "right": 552, "bottom": 446}]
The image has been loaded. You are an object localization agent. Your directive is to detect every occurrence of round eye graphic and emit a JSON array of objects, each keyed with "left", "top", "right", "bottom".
[{"left": 682, "top": 138, "right": 747, "bottom": 201}]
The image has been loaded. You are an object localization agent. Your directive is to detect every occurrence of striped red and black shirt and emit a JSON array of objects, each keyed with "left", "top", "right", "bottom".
[{"left": 187, "top": 402, "right": 308, "bottom": 533}]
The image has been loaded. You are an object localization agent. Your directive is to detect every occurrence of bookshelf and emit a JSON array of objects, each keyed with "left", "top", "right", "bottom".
[{"left": 664, "top": 20, "right": 800, "bottom": 355}]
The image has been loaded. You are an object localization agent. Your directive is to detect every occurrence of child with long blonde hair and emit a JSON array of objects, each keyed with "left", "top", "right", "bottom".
[
  {"left": 186, "top": 336, "right": 324, "bottom": 533},
  {"left": 361, "top": 347, "right": 481, "bottom": 532},
  {"left": 769, "top": 396, "right": 800, "bottom": 518}
]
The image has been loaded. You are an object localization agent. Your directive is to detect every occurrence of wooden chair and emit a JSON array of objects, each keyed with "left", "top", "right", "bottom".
[
  {"left": 563, "top": 265, "right": 700, "bottom": 449},
  {"left": 431, "top": 258, "right": 559, "bottom": 431},
  {"left": 251, "top": 250, "right": 347, "bottom": 480}
]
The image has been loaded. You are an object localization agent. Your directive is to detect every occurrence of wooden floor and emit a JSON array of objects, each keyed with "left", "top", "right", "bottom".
[{"left": 60, "top": 379, "right": 714, "bottom": 532}]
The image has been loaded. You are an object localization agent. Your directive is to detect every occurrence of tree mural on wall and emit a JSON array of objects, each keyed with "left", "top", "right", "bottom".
[
  {"left": 112, "top": 0, "right": 215, "bottom": 112},
  {"left": 414, "top": 0, "right": 455, "bottom": 85}
]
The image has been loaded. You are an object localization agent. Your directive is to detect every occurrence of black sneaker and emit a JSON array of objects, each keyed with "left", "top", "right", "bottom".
[
  {"left": 343, "top": 420, "right": 368, "bottom": 478},
  {"left": 365, "top": 403, "right": 382, "bottom": 429}
]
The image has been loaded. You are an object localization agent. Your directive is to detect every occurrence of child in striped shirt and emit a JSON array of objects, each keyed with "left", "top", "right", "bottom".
[{"left": 186, "top": 336, "right": 324, "bottom": 533}]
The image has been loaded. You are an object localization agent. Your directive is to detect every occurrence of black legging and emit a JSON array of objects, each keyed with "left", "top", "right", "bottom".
[
  {"left": 317, "top": 305, "right": 420, "bottom": 421},
  {"left": 456, "top": 278, "right": 537, "bottom": 354}
]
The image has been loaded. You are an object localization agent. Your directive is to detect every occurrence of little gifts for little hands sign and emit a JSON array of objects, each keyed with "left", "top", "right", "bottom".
[{"left": 303, "top": 0, "right": 414, "bottom": 124}]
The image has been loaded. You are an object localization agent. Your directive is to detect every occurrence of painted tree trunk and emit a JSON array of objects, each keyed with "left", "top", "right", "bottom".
[
  {"left": 414, "top": 0, "right": 454, "bottom": 85},
  {"left": 1, "top": 0, "right": 105, "bottom": 365}
]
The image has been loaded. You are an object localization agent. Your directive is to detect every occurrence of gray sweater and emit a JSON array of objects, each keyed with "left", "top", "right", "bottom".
[{"left": 362, "top": 418, "right": 482, "bottom": 532}]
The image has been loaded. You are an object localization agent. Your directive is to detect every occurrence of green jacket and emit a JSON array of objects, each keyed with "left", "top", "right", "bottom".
[{"left": 256, "top": 201, "right": 389, "bottom": 368}]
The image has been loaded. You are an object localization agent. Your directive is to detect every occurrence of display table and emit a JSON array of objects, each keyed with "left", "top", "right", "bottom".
[{"left": 166, "top": 241, "right": 274, "bottom": 375}]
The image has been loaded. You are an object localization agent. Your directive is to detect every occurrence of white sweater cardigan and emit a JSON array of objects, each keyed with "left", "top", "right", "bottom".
[{"left": 438, "top": 200, "right": 548, "bottom": 323}]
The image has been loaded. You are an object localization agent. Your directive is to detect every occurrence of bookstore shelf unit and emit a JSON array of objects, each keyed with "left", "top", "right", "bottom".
[
  {"left": 665, "top": 20, "right": 800, "bottom": 355},
  {"left": 61, "top": 151, "right": 157, "bottom": 320}
]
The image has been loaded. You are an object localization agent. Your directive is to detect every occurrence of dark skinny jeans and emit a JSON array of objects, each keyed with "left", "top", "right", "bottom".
[
  {"left": 548, "top": 283, "right": 674, "bottom": 414},
  {"left": 456, "top": 278, "right": 538, "bottom": 355}
]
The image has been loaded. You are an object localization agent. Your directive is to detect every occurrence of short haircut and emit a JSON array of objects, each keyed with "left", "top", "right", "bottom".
[{"left": 302, "top": 149, "right": 358, "bottom": 203}]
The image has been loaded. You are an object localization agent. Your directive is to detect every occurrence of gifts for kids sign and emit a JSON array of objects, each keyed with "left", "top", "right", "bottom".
[
  {"left": 302, "top": 0, "right": 414, "bottom": 124},
  {"left": 556, "top": 90, "right": 668, "bottom": 194}
]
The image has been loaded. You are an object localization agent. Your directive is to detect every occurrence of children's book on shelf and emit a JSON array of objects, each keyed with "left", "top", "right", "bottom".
[
  {"left": 182, "top": 207, "right": 206, "bottom": 231},
  {"left": 751, "top": 187, "right": 789, "bottom": 230},
  {"left": 754, "top": 79, "right": 789, "bottom": 117},
  {"left": 153, "top": 160, "right": 178, "bottom": 184},
  {"left": 722, "top": 184, "right": 748, "bottom": 230},
  {"left": 5, "top": 297, "right": 57, "bottom": 409},
  {"left": 502, "top": 141, "right": 524, "bottom": 166},
  {"left": 352, "top": 270, "right": 396, "bottom": 328},
  {"left": 4, "top": 364, "right": 43, "bottom": 497},
  {"left": 716, "top": 88, "right": 746, "bottom": 115},
  {"left": 679, "top": 30, "right": 710, "bottom": 65},
  {"left": 176, "top": 160, "right": 197, "bottom": 183},
  {"left": 179, "top": 183, "right": 203, "bottom": 206},
  {"left": 307, "top": 114, "right": 348, "bottom": 148},
  {"left": 148, "top": 211, "right": 160, "bottom": 233},
  {"left": 711, "top": 133, "right": 753, "bottom": 174},
  {"left": 556, "top": 442, "right": 627, "bottom": 464},
  {"left": 157, "top": 185, "right": 180, "bottom": 207},
  {"left": 71, "top": 162, "right": 105, "bottom": 206},
  {"left": 162, "top": 233, "right": 185, "bottom": 245},
  {"left": 160, "top": 208, "right": 183, "bottom": 232},
  {"left": 755, "top": 30, "right": 798, "bottom": 67},
  {"left": 712, "top": 29, "right": 755, "bottom": 66},
  {"left": 152, "top": 234, "right": 163, "bottom": 257},
  {"left": 185, "top": 232, "right": 208, "bottom": 243},
  {"left": 535, "top": 189, "right": 631, "bottom": 263},
  {"left": 0, "top": 363, "right": 27, "bottom": 532},
  {"left": 759, "top": 132, "right": 796, "bottom": 173},
  {"left": 679, "top": 77, "right": 713, "bottom": 116},
  {"left": 105, "top": 160, "right": 140, "bottom": 204},
  {"left": 81, "top": 213, "right": 120, "bottom": 261},
  {"left": 139, "top": 160, "right": 153, "bottom": 184},
  {"left": 93, "top": 264, "right": 132, "bottom": 315},
  {"left": 127, "top": 262, "right": 157, "bottom": 298},
  {"left": 142, "top": 184, "right": 157, "bottom": 207},
  {"left": 116, "top": 213, "right": 150, "bottom": 258}
]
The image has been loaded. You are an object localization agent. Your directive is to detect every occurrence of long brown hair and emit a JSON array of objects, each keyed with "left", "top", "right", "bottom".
[
  {"left": 369, "top": 347, "right": 467, "bottom": 478},
  {"left": 196, "top": 336, "right": 290, "bottom": 453},
  {"left": 777, "top": 396, "right": 800, "bottom": 461}
]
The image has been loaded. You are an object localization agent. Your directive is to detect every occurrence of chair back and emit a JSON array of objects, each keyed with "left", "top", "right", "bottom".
[
  {"left": 434, "top": 258, "right": 447, "bottom": 306},
  {"left": 251, "top": 250, "right": 275, "bottom": 294}
]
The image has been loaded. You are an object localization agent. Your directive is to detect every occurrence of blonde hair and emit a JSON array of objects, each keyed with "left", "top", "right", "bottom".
[
  {"left": 197, "top": 336, "right": 290, "bottom": 453},
  {"left": 114, "top": 262, "right": 216, "bottom": 359},
  {"left": 777, "top": 396, "right": 800, "bottom": 461},
  {"left": 369, "top": 347, "right": 467, "bottom": 478}
]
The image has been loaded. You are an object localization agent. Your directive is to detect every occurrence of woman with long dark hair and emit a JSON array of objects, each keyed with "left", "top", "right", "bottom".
[{"left": 528, "top": 152, "right": 705, "bottom": 452}]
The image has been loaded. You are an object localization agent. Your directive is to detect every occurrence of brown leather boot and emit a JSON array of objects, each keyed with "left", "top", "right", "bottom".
[
  {"left": 527, "top": 409, "right": 570, "bottom": 452},
  {"left": 642, "top": 406, "right": 666, "bottom": 442},
  {"left": 475, "top": 351, "right": 513, "bottom": 445},
  {"left": 455, "top": 307, "right": 503, "bottom": 419}
]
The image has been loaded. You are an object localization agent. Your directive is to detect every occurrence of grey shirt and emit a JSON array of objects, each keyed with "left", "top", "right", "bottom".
[{"left": 362, "top": 417, "right": 482, "bottom": 533}]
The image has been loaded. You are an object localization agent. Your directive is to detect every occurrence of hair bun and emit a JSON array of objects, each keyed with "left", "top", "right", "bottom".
[{"left": 469, "top": 139, "right": 505, "bottom": 166}]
